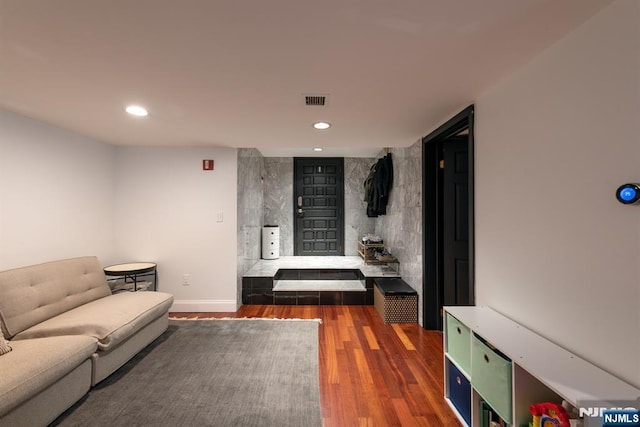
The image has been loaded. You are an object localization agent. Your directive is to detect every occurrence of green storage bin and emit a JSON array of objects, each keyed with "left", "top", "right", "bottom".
[
  {"left": 445, "top": 313, "right": 471, "bottom": 376},
  {"left": 471, "top": 333, "right": 512, "bottom": 424}
]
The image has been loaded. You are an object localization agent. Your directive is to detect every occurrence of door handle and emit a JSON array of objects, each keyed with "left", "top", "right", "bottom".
[{"left": 297, "top": 196, "right": 304, "bottom": 217}]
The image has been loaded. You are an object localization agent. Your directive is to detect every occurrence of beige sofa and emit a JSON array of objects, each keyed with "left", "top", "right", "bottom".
[{"left": 0, "top": 256, "right": 174, "bottom": 426}]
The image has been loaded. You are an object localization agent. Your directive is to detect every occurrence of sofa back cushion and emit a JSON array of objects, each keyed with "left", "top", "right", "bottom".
[{"left": 0, "top": 256, "right": 111, "bottom": 337}]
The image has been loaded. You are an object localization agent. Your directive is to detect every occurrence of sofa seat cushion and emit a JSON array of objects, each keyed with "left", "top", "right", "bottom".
[
  {"left": 0, "top": 335, "right": 97, "bottom": 417},
  {"left": 13, "top": 292, "right": 174, "bottom": 351}
]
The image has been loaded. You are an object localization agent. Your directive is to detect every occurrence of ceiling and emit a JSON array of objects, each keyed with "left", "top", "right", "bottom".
[{"left": 0, "top": 0, "right": 610, "bottom": 158}]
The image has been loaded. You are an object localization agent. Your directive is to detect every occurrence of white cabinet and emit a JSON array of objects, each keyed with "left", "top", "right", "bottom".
[
  {"left": 443, "top": 306, "right": 640, "bottom": 427},
  {"left": 262, "top": 226, "right": 279, "bottom": 259}
]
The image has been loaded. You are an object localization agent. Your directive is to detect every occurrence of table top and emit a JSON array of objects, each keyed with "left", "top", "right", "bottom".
[{"left": 104, "top": 262, "right": 156, "bottom": 275}]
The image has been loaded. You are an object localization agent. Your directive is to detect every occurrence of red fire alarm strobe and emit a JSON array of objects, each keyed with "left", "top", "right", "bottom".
[{"left": 202, "top": 159, "right": 214, "bottom": 171}]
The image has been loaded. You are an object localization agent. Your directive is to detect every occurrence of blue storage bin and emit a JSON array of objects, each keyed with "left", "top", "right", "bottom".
[{"left": 447, "top": 358, "right": 471, "bottom": 426}]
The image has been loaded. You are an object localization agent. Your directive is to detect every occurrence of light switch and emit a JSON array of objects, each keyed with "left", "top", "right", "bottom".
[{"left": 216, "top": 212, "right": 223, "bottom": 222}]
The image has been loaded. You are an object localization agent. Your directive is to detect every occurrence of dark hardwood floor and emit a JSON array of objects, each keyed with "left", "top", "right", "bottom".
[{"left": 170, "top": 306, "right": 462, "bottom": 427}]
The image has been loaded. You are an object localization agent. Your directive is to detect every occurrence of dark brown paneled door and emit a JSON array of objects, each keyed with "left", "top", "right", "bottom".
[
  {"left": 423, "top": 105, "right": 474, "bottom": 330},
  {"left": 442, "top": 137, "right": 470, "bottom": 306},
  {"left": 294, "top": 158, "right": 344, "bottom": 256}
]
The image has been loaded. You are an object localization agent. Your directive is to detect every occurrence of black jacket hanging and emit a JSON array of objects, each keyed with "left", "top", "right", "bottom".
[
  {"left": 363, "top": 163, "right": 377, "bottom": 203},
  {"left": 376, "top": 153, "right": 393, "bottom": 215},
  {"left": 365, "top": 153, "right": 393, "bottom": 217},
  {"left": 366, "top": 157, "right": 384, "bottom": 217}
]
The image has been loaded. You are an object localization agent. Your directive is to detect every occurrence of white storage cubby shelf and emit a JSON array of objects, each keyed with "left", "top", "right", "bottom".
[{"left": 443, "top": 306, "right": 640, "bottom": 427}]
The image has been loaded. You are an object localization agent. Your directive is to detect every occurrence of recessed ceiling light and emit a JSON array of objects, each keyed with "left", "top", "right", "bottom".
[
  {"left": 125, "top": 105, "right": 148, "bottom": 117},
  {"left": 313, "top": 147, "right": 323, "bottom": 152},
  {"left": 313, "top": 121, "right": 331, "bottom": 130}
]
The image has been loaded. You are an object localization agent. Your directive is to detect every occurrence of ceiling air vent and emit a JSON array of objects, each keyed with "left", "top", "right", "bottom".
[{"left": 303, "top": 93, "right": 330, "bottom": 106}]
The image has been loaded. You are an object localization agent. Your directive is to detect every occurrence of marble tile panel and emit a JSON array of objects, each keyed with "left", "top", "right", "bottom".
[
  {"left": 263, "top": 157, "right": 293, "bottom": 255},
  {"left": 259, "top": 157, "right": 376, "bottom": 256},
  {"left": 237, "top": 148, "right": 265, "bottom": 305},
  {"left": 345, "top": 157, "right": 376, "bottom": 255},
  {"left": 373, "top": 140, "right": 424, "bottom": 324}
]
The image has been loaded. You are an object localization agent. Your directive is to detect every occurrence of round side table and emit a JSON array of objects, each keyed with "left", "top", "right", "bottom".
[{"left": 104, "top": 262, "right": 157, "bottom": 292}]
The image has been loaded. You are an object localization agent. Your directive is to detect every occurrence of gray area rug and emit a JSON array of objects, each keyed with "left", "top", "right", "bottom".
[{"left": 52, "top": 319, "right": 322, "bottom": 427}]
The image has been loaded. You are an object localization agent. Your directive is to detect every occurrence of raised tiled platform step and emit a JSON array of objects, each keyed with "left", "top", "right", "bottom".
[
  {"left": 243, "top": 274, "right": 374, "bottom": 306},
  {"left": 273, "top": 279, "right": 365, "bottom": 292},
  {"left": 242, "top": 258, "right": 400, "bottom": 306}
]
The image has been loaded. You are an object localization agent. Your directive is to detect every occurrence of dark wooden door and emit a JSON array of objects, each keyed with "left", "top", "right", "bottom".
[
  {"left": 294, "top": 158, "right": 344, "bottom": 256},
  {"left": 422, "top": 105, "right": 474, "bottom": 330},
  {"left": 442, "top": 137, "right": 470, "bottom": 306}
]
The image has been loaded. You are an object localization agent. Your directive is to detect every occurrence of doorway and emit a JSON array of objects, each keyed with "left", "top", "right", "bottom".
[
  {"left": 293, "top": 158, "right": 345, "bottom": 256},
  {"left": 422, "top": 106, "right": 475, "bottom": 330}
]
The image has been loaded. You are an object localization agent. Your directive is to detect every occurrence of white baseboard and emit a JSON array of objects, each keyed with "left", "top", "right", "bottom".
[{"left": 170, "top": 300, "right": 238, "bottom": 312}]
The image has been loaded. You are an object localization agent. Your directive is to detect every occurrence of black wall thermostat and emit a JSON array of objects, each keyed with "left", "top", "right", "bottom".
[{"left": 616, "top": 183, "right": 640, "bottom": 205}]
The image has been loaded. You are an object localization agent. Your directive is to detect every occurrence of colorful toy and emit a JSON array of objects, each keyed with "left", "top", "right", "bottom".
[{"left": 529, "top": 402, "right": 571, "bottom": 427}]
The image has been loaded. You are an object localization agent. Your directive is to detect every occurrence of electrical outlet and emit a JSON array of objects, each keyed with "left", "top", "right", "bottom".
[{"left": 182, "top": 274, "right": 190, "bottom": 286}]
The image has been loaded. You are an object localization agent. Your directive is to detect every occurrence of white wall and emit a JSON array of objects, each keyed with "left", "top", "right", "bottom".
[
  {"left": 475, "top": 0, "right": 639, "bottom": 387},
  {"left": 113, "top": 147, "right": 238, "bottom": 311},
  {"left": 0, "top": 110, "right": 116, "bottom": 269},
  {"left": 0, "top": 110, "right": 240, "bottom": 310}
]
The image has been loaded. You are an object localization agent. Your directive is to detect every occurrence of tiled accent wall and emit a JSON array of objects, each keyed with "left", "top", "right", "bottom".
[
  {"left": 238, "top": 149, "right": 422, "bottom": 321},
  {"left": 345, "top": 158, "right": 377, "bottom": 255},
  {"left": 374, "top": 141, "right": 423, "bottom": 324},
  {"left": 237, "top": 148, "right": 265, "bottom": 306},
  {"left": 238, "top": 148, "right": 423, "bottom": 316},
  {"left": 262, "top": 157, "right": 375, "bottom": 256},
  {"left": 263, "top": 158, "right": 294, "bottom": 255}
]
